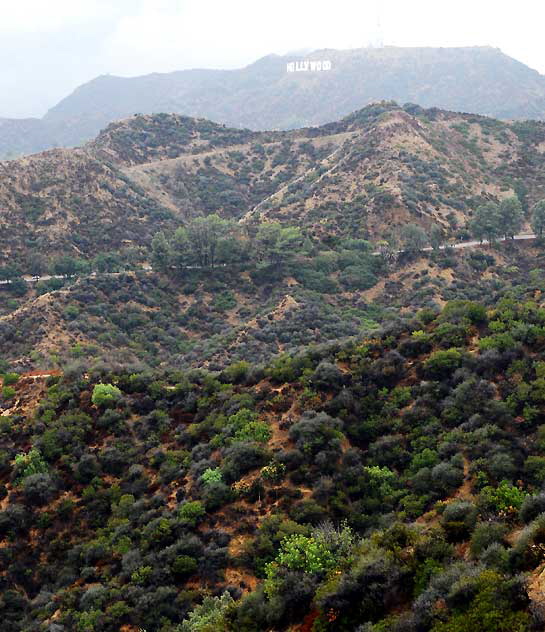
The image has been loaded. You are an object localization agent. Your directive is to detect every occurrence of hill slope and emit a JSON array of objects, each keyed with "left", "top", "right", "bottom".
[
  {"left": 4, "top": 46, "right": 545, "bottom": 158},
  {"left": 3, "top": 103, "right": 545, "bottom": 372},
  {"left": 2, "top": 103, "right": 545, "bottom": 269},
  {"left": 3, "top": 298, "right": 545, "bottom": 630}
]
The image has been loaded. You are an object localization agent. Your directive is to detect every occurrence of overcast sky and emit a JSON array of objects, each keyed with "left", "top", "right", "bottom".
[{"left": 3, "top": 0, "right": 545, "bottom": 118}]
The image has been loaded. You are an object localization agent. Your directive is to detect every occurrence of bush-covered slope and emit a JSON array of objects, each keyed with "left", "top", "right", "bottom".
[
  {"left": 4, "top": 298, "right": 545, "bottom": 630},
  {"left": 3, "top": 103, "right": 545, "bottom": 271},
  {"left": 4, "top": 234, "right": 545, "bottom": 373}
]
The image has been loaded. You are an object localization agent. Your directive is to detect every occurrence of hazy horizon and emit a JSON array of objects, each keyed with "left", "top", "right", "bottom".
[{"left": 3, "top": 0, "right": 545, "bottom": 119}]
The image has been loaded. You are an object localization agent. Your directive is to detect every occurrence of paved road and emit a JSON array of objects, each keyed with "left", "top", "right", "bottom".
[
  {"left": 0, "top": 234, "right": 538, "bottom": 287},
  {"left": 0, "top": 262, "right": 223, "bottom": 285},
  {"left": 373, "top": 233, "right": 537, "bottom": 256},
  {"left": 431, "top": 233, "right": 536, "bottom": 251}
]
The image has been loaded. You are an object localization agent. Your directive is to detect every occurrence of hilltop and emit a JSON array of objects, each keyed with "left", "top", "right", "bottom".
[{"left": 3, "top": 46, "right": 545, "bottom": 158}]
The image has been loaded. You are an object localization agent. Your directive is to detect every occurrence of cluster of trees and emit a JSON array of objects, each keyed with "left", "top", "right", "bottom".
[
  {"left": 469, "top": 196, "right": 525, "bottom": 243},
  {"left": 151, "top": 214, "right": 307, "bottom": 272},
  {"left": 0, "top": 250, "right": 141, "bottom": 282},
  {"left": 467, "top": 196, "right": 545, "bottom": 243},
  {"left": 394, "top": 196, "right": 545, "bottom": 256}
]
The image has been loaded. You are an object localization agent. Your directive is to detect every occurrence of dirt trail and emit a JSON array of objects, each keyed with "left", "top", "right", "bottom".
[
  {"left": 528, "top": 563, "right": 545, "bottom": 617},
  {"left": 454, "top": 456, "right": 474, "bottom": 502},
  {"left": 0, "top": 371, "right": 61, "bottom": 417}
]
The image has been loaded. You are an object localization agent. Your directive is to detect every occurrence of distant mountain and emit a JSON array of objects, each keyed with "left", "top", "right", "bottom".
[{"left": 3, "top": 46, "right": 545, "bottom": 158}]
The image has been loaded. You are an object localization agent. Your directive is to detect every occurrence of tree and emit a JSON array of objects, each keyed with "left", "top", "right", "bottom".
[
  {"left": 7, "top": 278, "right": 27, "bottom": 297},
  {"left": 150, "top": 231, "right": 172, "bottom": 272},
  {"left": 0, "top": 264, "right": 22, "bottom": 281},
  {"left": 50, "top": 255, "right": 88, "bottom": 276},
  {"left": 531, "top": 200, "right": 545, "bottom": 237},
  {"left": 470, "top": 202, "right": 501, "bottom": 244},
  {"left": 498, "top": 196, "right": 523, "bottom": 239},
  {"left": 400, "top": 223, "right": 427, "bottom": 254},
  {"left": 91, "top": 383, "right": 122, "bottom": 408},
  {"left": 430, "top": 224, "right": 444, "bottom": 251},
  {"left": 255, "top": 223, "right": 305, "bottom": 264},
  {"left": 513, "top": 179, "right": 529, "bottom": 213},
  {"left": 174, "top": 215, "right": 235, "bottom": 268}
]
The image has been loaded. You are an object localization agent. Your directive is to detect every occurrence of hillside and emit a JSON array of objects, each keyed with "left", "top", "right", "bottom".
[
  {"left": 3, "top": 103, "right": 545, "bottom": 270},
  {"left": 4, "top": 46, "right": 545, "bottom": 158},
  {"left": 4, "top": 79, "right": 545, "bottom": 631},
  {"left": 4, "top": 298, "right": 545, "bottom": 630},
  {"left": 2, "top": 237, "right": 545, "bottom": 375},
  {"left": 3, "top": 103, "right": 545, "bottom": 372}
]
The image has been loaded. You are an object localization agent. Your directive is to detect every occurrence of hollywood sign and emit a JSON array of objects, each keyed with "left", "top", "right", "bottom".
[{"left": 287, "top": 60, "right": 332, "bottom": 73}]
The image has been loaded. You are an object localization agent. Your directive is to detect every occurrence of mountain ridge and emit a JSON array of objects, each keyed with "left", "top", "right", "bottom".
[
  {"left": 4, "top": 102, "right": 545, "bottom": 270},
  {"left": 3, "top": 46, "right": 545, "bottom": 158}
]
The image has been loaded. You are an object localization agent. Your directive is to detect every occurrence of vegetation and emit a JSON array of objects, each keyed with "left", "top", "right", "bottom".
[
  {"left": 6, "top": 103, "right": 545, "bottom": 630},
  {"left": 3, "top": 298, "right": 545, "bottom": 629}
]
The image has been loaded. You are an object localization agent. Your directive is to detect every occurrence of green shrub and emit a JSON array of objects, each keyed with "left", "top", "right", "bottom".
[
  {"left": 470, "top": 522, "right": 508, "bottom": 557},
  {"left": 91, "top": 383, "right": 122, "bottom": 408},
  {"left": 478, "top": 481, "right": 527, "bottom": 514},
  {"left": 180, "top": 592, "right": 235, "bottom": 632},
  {"left": 178, "top": 500, "right": 206, "bottom": 527},
  {"left": 234, "top": 421, "right": 272, "bottom": 444},
  {"left": 2, "top": 386, "right": 16, "bottom": 400},
  {"left": 172, "top": 555, "right": 198, "bottom": 578},
  {"left": 201, "top": 467, "right": 223, "bottom": 486},
  {"left": 431, "top": 570, "right": 530, "bottom": 632},
  {"left": 519, "top": 493, "right": 545, "bottom": 524},
  {"left": 441, "top": 501, "right": 478, "bottom": 540},
  {"left": 424, "top": 349, "right": 463, "bottom": 378},
  {"left": 13, "top": 449, "right": 48, "bottom": 483},
  {"left": 2, "top": 373, "right": 19, "bottom": 386}
]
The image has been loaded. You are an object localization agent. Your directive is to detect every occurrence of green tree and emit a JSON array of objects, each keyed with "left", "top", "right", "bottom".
[
  {"left": 498, "top": 196, "right": 523, "bottom": 239},
  {"left": 400, "top": 223, "right": 428, "bottom": 254},
  {"left": 470, "top": 202, "right": 501, "bottom": 243},
  {"left": 7, "top": 278, "right": 27, "bottom": 297},
  {"left": 531, "top": 200, "right": 545, "bottom": 237},
  {"left": 91, "top": 384, "right": 122, "bottom": 408},
  {"left": 174, "top": 215, "right": 235, "bottom": 268},
  {"left": 0, "top": 264, "right": 22, "bottom": 281},
  {"left": 430, "top": 224, "right": 445, "bottom": 250},
  {"left": 150, "top": 231, "right": 172, "bottom": 272},
  {"left": 50, "top": 255, "right": 88, "bottom": 276},
  {"left": 513, "top": 179, "right": 529, "bottom": 213},
  {"left": 256, "top": 222, "right": 305, "bottom": 264}
]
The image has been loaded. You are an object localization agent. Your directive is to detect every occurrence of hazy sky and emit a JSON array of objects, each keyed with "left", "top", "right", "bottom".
[{"left": 3, "top": 0, "right": 545, "bottom": 118}]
